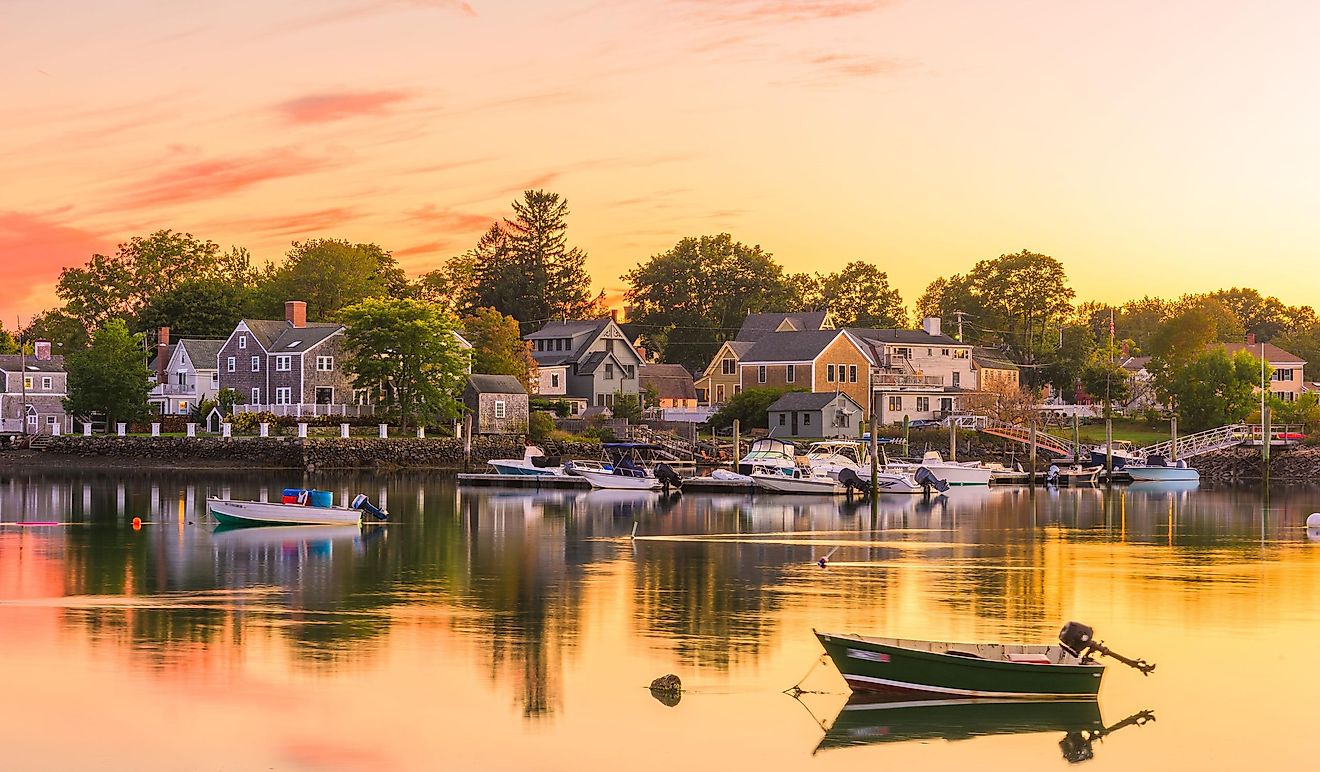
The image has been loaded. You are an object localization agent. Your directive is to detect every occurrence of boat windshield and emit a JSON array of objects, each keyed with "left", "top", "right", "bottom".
[
  {"left": 742, "top": 439, "right": 795, "bottom": 461},
  {"left": 807, "top": 442, "right": 865, "bottom": 463}
]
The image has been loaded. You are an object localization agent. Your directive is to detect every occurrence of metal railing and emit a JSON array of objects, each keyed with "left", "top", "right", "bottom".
[{"left": 871, "top": 372, "right": 945, "bottom": 387}]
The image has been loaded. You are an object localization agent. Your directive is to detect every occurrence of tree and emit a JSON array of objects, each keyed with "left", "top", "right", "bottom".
[
  {"left": 64, "top": 319, "right": 152, "bottom": 428},
  {"left": 1116, "top": 296, "right": 1171, "bottom": 355},
  {"left": 1044, "top": 324, "right": 1098, "bottom": 400},
  {"left": 806, "top": 261, "right": 906, "bottom": 328},
  {"left": 55, "top": 230, "right": 239, "bottom": 329},
  {"left": 1081, "top": 361, "right": 1131, "bottom": 415},
  {"left": 624, "top": 234, "right": 798, "bottom": 372},
  {"left": 468, "top": 191, "right": 601, "bottom": 332},
  {"left": 1209, "top": 288, "right": 1290, "bottom": 342},
  {"left": 462, "top": 307, "right": 536, "bottom": 389},
  {"left": 135, "top": 278, "right": 255, "bottom": 339},
  {"left": 419, "top": 252, "right": 478, "bottom": 314},
  {"left": 1275, "top": 324, "right": 1320, "bottom": 380},
  {"left": 1162, "top": 349, "right": 1263, "bottom": 431},
  {"left": 260, "top": 239, "right": 408, "bottom": 321},
  {"left": 23, "top": 309, "right": 91, "bottom": 353},
  {"left": 339, "top": 298, "right": 467, "bottom": 430},
  {"left": 611, "top": 391, "right": 642, "bottom": 422},
  {"left": 708, "top": 386, "right": 802, "bottom": 431},
  {"left": 0, "top": 323, "right": 17, "bottom": 355}
]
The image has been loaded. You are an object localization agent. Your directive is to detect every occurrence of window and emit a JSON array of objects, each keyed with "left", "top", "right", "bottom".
[
  {"left": 250, "top": 356, "right": 260, "bottom": 372},
  {"left": 888, "top": 395, "right": 902, "bottom": 411},
  {"left": 722, "top": 358, "right": 735, "bottom": 375},
  {"left": 717, "top": 384, "right": 726, "bottom": 402},
  {"left": 917, "top": 397, "right": 929, "bottom": 411},
  {"left": 605, "top": 363, "right": 614, "bottom": 380},
  {"left": 178, "top": 401, "right": 188, "bottom": 413},
  {"left": 953, "top": 349, "right": 969, "bottom": 359},
  {"left": 787, "top": 365, "right": 795, "bottom": 383},
  {"left": 803, "top": 413, "right": 811, "bottom": 425},
  {"left": 758, "top": 365, "right": 767, "bottom": 384},
  {"left": 536, "top": 340, "right": 544, "bottom": 352},
  {"left": 1275, "top": 369, "right": 1294, "bottom": 382},
  {"left": 316, "top": 356, "right": 334, "bottom": 372},
  {"left": 239, "top": 335, "right": 246, "bottom": 349},
  {"left": 624, "top": 365, "right": 634, "bottom": 379},
  {"left": 893, "top": 348, "right": 910, "bottom": 359},
  {"left": 41, "top": 376, "right": 52, "bottom": 390},
  {"left": 778, "top": 413, "right": 786, "bottom": 426},
  {"left": 848, "top": 365, "right": 857, "bottom": 383},
  {"left": 940, "top": 397, "right": 953, "bottom": 412},
  {"left": 276, "top": 355, "right": 292, "bottom": 372},
  {"left": 211, "top": 372, "right": 219, "bottom": 386},
  {"left": 494, "top": 400, "right": 507, "bottom": 419},
  {"left": 952, "top": 372, "right": 960, "bottom": 388},
  {"left": 826, "top": 364, "right": 835, "bottom": 382},
  {"left": 176, "top": 372, "right": 186, "bottom": 385},
  {"left": 551, "top": 373, "right": 560, "bottom": 388},
  {"left": 251, "top": 387, "right": 260, "bottom": 404},
  {"left": 927, "top": 348, "right": 932, "bottom": 356},
  {"left": 227, "top": 357, "right": 236, "bottom": 372},
  {"left": 275, "top": 387, "right": 292, "bottom": 405},
  {"left": 23, "top": 376, "right": 32, "bottom": 389},
  {"left": 942, "top": 348, "right": 949, "bottom": 356},
  {"left": 734, "top": 385, "right": 742, "bottom": 395}
]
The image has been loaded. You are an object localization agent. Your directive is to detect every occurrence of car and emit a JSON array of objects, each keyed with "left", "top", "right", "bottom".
[{"left": 908, "top": 419, "right": 942, "bottom": 429}]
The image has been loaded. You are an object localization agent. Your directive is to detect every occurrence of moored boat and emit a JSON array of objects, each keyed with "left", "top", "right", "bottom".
[
  {"left": 888, "top": 451, "right": 993, "bottom": 486},
  {"left": 563, "top": 442, "right": 682, "bottom": 491},
  {"left": 208, "top": 492, "right": 388, "bottom": 527},
  {"left": 816, "top": 621, "right": 1153, "bottom": 698},
  {"left": 1048, "top": 464, "right": 1104, "bottom": 485},
  {"left": 487, "top": 445, "right": 568, "bottom": 476},
  {"left": 1125, "top": 455, "right": 1199, "bottom": 482},
  {"left": 751, "top": 468, "right": 841, "bottom": 495}
]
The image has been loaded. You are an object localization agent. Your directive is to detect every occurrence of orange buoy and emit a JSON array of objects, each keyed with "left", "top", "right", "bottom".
[{"left": 132, "top": 517, "right": 142, "bottom": 530}]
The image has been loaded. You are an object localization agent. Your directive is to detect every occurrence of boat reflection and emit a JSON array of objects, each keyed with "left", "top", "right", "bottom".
[
  {"left": 210, "top": 523, "right": 366, "bottom": 549},
  {"left": 814, "top": 694, "right": 1154, "bottom": 762}
]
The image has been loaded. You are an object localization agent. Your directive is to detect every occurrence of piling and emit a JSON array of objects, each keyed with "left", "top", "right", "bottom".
[
  {"left": 463, "top": 413, "right": 473, "bottom": 472},
  {"left": 1028, "top": 417, "right": 1037, "bottom": 482},
  {"left": 948, "top": 418, "right": 957, "bottom": 462},
  {"left": 870, "top": 410, "right": 880, "bottom": 506},
  {"left": 1170, "top": 416, "right": 1179, "bottom": 462},
  {"left": 733, "top": 419, "right": 740, "bottom": 470}
]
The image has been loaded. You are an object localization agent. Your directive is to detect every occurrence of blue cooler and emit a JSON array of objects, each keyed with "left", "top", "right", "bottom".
[{"left": 308, "top": 490, "right": 334, "bottom": 508}]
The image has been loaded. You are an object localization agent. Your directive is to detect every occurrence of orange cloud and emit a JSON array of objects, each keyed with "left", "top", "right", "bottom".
[
  {"left": 0, "top": 212, "right": 110, "bottom": 321},
  {"left": 276, "top": 90, "right": 416, "bottom": 125},
  {"left": 112, "top": 150, "right": 333, "bottom": 209},
  {"left": 677, "top": 0, "right": 893, "bottom": 24},
  {"left": 393, "top": 240, "right": 458, "bottom": 258},
  {"left": 402, "top": 204, "right": 492, "bottom": 231},
  {"left": 204, "top": 207, "right": 362, "bottom": 236},
  {"left": 805, "top": 53, "right": 907, "bottom": 79}
]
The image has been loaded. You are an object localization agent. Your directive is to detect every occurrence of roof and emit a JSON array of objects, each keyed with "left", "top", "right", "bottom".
[
  {"left": 525, "top": 318, "right": 614, "bottom": 366},
  {"left": 971, "top": 346, "right": 1018, "bottom": 371},
  {"left": 768, "top": 391, "right": 861, "bottom": 412},
  {"left": 0, "top": 354, "right": 66, "bottom": 373},
  {"left": 736, "top": 311, "right": 832, "bottom": 342},
  {"left": 176, "top": 339, "right": 225, "bottom": 369},
  {"left": 241, "top": 319, "right": 342, "bottom": 352},
  {"left": 466, "top": 374, "right": 527, "bottom": 394},
  {"left": 740, "top": 329, "right": 845, "bottom": 364},
  {"left": 1120, "top": 356, "right": 1152, "bottom": 372},
  {"left": 846, "top": 327, "right": 962, "bottom": 346},
  {"left": 1215, "top": 342, "right": 1306, "bottom": 364},
  {"left": 576, "top": 351, "right": 611, "bottom": 374},
  {"left": 639, "top": 364, "right": 696, "bottom": 400}
]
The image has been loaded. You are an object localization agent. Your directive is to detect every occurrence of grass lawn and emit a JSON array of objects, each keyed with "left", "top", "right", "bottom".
[{"left": 1067, "top": 419, "right": 1170, "bottom": 446}]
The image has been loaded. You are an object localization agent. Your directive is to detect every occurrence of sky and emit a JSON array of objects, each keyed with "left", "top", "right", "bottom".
[{"left": 4, "top": 0, "right": 1320, "bottom": 326}]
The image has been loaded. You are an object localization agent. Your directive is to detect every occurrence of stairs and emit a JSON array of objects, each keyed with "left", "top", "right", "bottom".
[{"left": 26, "top": 433, "right": 53, "bottom": 451}]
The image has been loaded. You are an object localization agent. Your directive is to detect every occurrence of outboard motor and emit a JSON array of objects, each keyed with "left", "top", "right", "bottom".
[
  {"left": 654, "top": 463, "right": 683, "bottom": 495},
  {"left": 914, "top": 466, "right": 950, "bottom": 494},
  {"left": 838, "top": 468, "right": 872, "bottom": 497},
  {"left": 351, "top": 494, "right": 389, "bottom": 521},
  {"left": 1047, "top": 464, "right": 1060, "bottom": 484},
  {"left": 1059, "top": 621, "right": 1155, "bottom": 675}
]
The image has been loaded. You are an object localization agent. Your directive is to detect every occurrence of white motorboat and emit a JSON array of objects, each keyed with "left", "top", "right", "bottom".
[
  {"left": 1090, "top": 441, "right": 1142, "bottom": 469},
  {"left": 737, "top": 437, "right": 799, "bottom": 475},
  {"left": 1047, "top": 464, "right": 1104, "bottom": 485},
  {"left": 751, "top": 468, "right": 842, "bottom": 495},
  {"left": 208, "top": 493, "right": 388, "bottom": 527},
  {"left": 564, "top": 442, "right": 680, "bottom": 491},
  {"left": 805, "top": 441, "right": 871, "bottom": 481},
  {"left": 1125, "top": 456, "right": 1199, "bottom": 483},
  {"left": 889, "top": 451, "right": 993, "bottom": 486},
  {"left": 488, "top": 445, "right": 568, "bottom": 476}
]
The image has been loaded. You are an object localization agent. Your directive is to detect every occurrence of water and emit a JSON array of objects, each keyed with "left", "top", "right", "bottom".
[{"left": 1, "top": 468, "right": 1318, "bottom": 771}]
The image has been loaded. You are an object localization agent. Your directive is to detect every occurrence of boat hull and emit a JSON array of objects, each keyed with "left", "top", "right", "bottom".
[
  {"left": 816, "top": 631, "right": 1104, "bottom": 698},
  {"left": 569, "top": 467, "right": 662, "bottom": 490},
  {"left": 1125, "top": 466, "right": 1199, "bottom": 482},
  {"left": 751, "top": 473, "right": 840, "bottom": 495},
  {"left": 208, "top": 498, "right": 362, "bottom": 526},
  {"left": 891, "top": 463, "right": 992, "bottom": 486},
  {"left": 487, "top": 460, "right": 566, "bottom": 476}
]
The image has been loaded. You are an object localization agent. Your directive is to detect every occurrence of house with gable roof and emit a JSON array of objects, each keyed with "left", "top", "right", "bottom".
[
  {"left": 524, "top": 318, "right": 644, "bottom": 413},
  {"left": 695, "top": 311, "right": 834, "bottom": 406},
  {"left": 216, "top": 301, "right": 366, "bottom": 416},
  {"left": 147, "top": 327, "right": 225, "bottom": 416},
  {"left": 0, "top": 343, "right": 70, "bottom": 434}
]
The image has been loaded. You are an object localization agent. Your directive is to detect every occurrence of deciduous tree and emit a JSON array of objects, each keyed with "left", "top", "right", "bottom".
[
  {"left": 1161, "top": 349, "right": 1263, "bottom": 431},
  {"left": 135, "top": 279, "right": 255, "bottom": 339},
  {"left": 806, "top": 261, "right": 906, "bottom": 329},
  {"left": 708, "top": 386, "right": 802, "bottom": 431},
  {"left": 462, "top": 307, "right": 536, "bottom": 389},
  {"left": 261, "top": 239, "right": 409, "bottom": 321},
  {"left": 64, "top": 319, "right": 152, "bottom": 428}
]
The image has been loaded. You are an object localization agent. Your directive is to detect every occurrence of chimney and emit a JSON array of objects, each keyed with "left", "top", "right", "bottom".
[
  {"left": 922, "top": 316, "right": 942, "bottom": 337},
  {"left": 609, "top": 309, "right": 620, "bottom": 323},
  {"left": 156, "top": 327, "right": 170, "bottom": 382},
  {"left": 1246, "top": 332, "right": 1256, "bottom": 345},
  {"left": 285, "top": 301, "right": 307, "bottom": 328},
  {"left": 34, "top": 340, "right": 51, "bottom": 362}
]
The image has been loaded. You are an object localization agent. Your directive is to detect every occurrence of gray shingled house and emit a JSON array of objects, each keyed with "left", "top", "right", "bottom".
[
  {"left": 524, "top": 318, "right": 644, "bottom": 412},
  {"left": 463, "top": 374, "right": 529, "bottom": 435},
  {"left": 0, "top": 347, "right": 70, "bottom": 434},
  {"left": 767, "top": 391, "right": 864, "bottom": 439}
]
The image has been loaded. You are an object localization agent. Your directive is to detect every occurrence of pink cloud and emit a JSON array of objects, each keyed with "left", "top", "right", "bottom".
[
  {"left": 402, "top": 204, "right": 492, "bottom": 231},
  {"left": 0, "top": 211, "right": 110, "bottom": 320},
  {"left": 676, "top": 0, "right": 892, "bottom": 24},
  {"left": 277, "top": 90, "right": 416, "bottom": 125},
  {"left": 393, "top": 240, "right": 457, "bottom": 258},
  {"left": 112, "top": 150, "right": 333, "bottom": 209},
  {"left": 270, "top": 0, "right": 476, "bottom": 37},
  {"left": 204, "top": 207, "right": 362, "bottom": 236}
]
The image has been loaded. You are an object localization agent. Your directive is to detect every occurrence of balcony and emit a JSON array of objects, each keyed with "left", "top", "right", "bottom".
[
  {"left": 156, "top": 383, "right": 200, "bottom": 396},
  {"left": 871, "top": 372, "right": 945, "bottom": 388},
  {"left": 234, "top": 403, "right": 374, "bottom": 417}
]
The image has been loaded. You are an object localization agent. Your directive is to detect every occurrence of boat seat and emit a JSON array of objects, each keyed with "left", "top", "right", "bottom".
[{"left": 1007, "top": 653, "right": 1052, "bottom": 665}]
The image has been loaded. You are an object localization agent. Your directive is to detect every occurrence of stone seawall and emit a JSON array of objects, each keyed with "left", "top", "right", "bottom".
[
  {"left": 41, "top": 436, "right": 601, "bottom": 470},
  {"left": 1184, "top": 445, "right": 1320, "bottom": 481}
]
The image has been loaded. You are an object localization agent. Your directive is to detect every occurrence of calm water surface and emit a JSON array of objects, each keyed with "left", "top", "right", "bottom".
[{"left": 2, "top": 467, "right": 1319, "bottom": 771}]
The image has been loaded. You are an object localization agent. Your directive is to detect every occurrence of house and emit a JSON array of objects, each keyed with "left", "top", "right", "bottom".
[
  {"left": 735, "top": 311, "right": 834, "bottom": 342},
  {"left": 463, "top": 375, "right": 529, "bottom": 435},
  {"left": 147, "top": 328, "right": 224, "bottom": 416},
  {"left": 216, "top": 301, "right": 366, "bottom": 416},
  {"left": 738, "top": 328, "right": 874, "bottom": 416},
  {"left": 767, "top": 391, "right": 863, "bottom": 439},
  {"left": 639, "top": 364, "right": 697, "bottom": 409},
  {"left": 971, "top": 347, "right": 1020, "bottom": 391},
  {"left": 525, "top": 318, "right": 645, "bottom": 414},
  {"left": 694, "top": 340, "right": 755, "bottom": 406},
  {"left": 1217, "top": 339, "right": 1306, "bottom": 402},
  {"left": 0, "top": 342, "right": 71, "bottom": 434},
  {"left": 1119, "top": 356, "right": 1157, "bottom": 412}
]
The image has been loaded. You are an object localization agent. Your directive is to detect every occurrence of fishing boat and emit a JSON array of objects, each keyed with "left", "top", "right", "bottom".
[
  {"left": 888, "top": 451, "right": 993, "bottom": 486},
  {"left": 751, "top": 467, "right": 841, "bottom": 495},
  {"left": 1125, "top": 455, "right": 1200, "bottom": 482},
  {"left": 805, "top": 441, "right": 870, "bottom": 480},
  {"left": 815, "top": 621, "right": 1154, "bottom": 698},
  {"left": 1047, "top": 464, "right": 1104, "bottom": 486},
  {"left": 563, "top": 442, "right": 682, "bottom": 491},
  {"left": 208, "top": 491, "right": 388, "bottom": 527},
  {"left": 1089, "top": 440, "right": 1141, "bottom": 469},
  {"left": 737, "top": 437, "right": 799, "bottom": 475},
  {"left": 487, "top": 445, "right": 568, "bottom": 476}
]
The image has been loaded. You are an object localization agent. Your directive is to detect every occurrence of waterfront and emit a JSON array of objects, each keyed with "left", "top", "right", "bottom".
[{"left": 2, "top": 468, "right": 1319, "bottom": 770}]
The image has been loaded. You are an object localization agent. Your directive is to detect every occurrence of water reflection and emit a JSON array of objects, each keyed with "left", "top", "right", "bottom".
[{"left": 2, "top": 469, "right": 1320, "bottom": 769}]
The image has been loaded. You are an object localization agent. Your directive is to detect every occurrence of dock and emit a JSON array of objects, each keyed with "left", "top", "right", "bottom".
[{"left": 456, "top": 473, "right": 758, "bottom": 493}]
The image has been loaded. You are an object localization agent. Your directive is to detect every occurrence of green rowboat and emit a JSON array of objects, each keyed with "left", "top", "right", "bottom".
[{"left": 816, "top": 623, "right": 1154, "bottom": 699}]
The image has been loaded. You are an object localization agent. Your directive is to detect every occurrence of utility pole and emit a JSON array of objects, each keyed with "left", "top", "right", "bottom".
[
  {"left": 18, "top": 316, "right": 27, "bottom": 436},
  {"left": 952, "top": 310, "right": 965, "bottom": 342}
]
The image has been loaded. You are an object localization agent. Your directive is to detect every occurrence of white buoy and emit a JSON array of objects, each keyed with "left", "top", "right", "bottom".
[{"left": 1308, "top": 513, "right": 1320, "bottom": 528}]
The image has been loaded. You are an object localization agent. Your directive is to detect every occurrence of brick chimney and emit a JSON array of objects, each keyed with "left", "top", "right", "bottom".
[
  {"left": 285, "top": 301, "right": 307, "bottom": 328},
  {"left": 1246, "top": 332, "right": 1256, "bottom": 345},
  {"left": 34, "top": 340, "right": 51, "bottom": 361},
  {"left": 156, "top": 327, "right": 170, "bottom": 382}
]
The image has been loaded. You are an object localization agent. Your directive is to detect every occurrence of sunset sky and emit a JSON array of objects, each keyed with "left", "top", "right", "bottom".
[{"left": 4, "top": 0, "right": 1320, "bottom": 325}]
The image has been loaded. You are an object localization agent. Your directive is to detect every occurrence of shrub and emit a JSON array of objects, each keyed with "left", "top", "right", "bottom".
[{"left": 529, "top": 412, "right": 555, "bottom": 442}]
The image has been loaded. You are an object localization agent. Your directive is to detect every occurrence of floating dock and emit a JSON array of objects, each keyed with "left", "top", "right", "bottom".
[{"left": 456, "top": 473, "right": 757, "bottom": 493}]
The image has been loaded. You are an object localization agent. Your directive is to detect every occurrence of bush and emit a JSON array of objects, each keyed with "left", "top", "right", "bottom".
[
  {"left": 229, "top": 411, "right": 281, "bottom": 434},
  {"left": 531, "top": 398, "right": 573, "bottom": 418},
  {"left": 529, "top": 411, "right": 555, "bottom": 442},
  {"left": 709, "top": 386, "right": 804, "bottom": 431}
]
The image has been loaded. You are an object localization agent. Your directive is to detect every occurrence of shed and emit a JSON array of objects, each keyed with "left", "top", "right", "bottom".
[
  {"left": 767, "top": 391, "right": 864, "bottom": 439},
  {"left": 463, "top": 375, "right": 529, "bottom": 435},
  {"left": 639, "top": 364, "right": 697, "bottom": 409}
]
